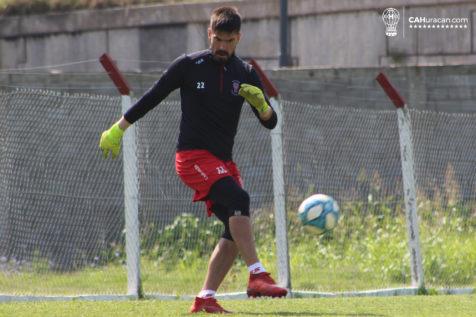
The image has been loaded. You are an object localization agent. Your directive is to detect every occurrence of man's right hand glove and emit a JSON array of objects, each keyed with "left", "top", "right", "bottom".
[
  {"left": 238, "top": 83, "right": 270, "bottom": 114},
  {"left": 99, "top": 122, "right": 124, "bottom": 159}
]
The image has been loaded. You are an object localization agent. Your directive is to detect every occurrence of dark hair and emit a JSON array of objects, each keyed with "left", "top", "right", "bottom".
[{"left": 210, "top": 6, "right": 241, "bottom": 33}]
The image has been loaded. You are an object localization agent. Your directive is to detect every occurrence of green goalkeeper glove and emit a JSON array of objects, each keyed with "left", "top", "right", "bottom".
[
  {"left": 99, "top": 122, "right": 124, "bottom": 159},
  {"left": 238, "top": 83, "right": 270, "bottom": 114}
]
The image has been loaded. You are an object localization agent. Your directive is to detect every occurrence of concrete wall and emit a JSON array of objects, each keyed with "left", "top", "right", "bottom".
[
  {"left": 1, "top": 64, "right": 475, "bottom": 113},
  {"left": 1, "top": 0, "right": 476, "bottom": 71},
  {"left": 268, "top": 65, "right": 476, "bottom": 113}
]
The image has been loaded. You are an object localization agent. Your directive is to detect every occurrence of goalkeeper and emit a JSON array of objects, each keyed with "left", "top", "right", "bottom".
[{"left": 100, "top": 6, "right": 287, "bottom": 314}]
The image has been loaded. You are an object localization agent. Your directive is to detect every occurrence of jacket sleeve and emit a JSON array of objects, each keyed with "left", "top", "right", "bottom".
[
  {"left": 124, "top": 55, "right": 189, "bottom": 124},
  {"left": 247, "top": 67, "right": 278, "bottom": 130}
]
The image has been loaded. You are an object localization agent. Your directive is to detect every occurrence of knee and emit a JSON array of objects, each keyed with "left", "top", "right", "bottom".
[
  {"left": 209, "top": 177, "right": 250, "bottom": 217},
  {"left": 229, "top": 188, "right": 250, "bottom": 217}
]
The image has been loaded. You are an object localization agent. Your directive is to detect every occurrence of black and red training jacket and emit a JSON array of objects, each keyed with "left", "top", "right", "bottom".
[{"left": 124, "top": 49, "right": 277, "bottom": 161}]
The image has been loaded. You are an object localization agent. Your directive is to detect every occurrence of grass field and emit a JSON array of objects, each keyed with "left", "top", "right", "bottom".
[
  {"left": 1, "top": 209, "right": 474, "bottom": 296},
  {"left": 3, "top": 256, "right": 473, "bottom": 296},
  {"left": 0, "top": 258, "right": 399, "bottom": 295},
  {"left": 0, "top": 295, "right": 475, "bottom": 317}
]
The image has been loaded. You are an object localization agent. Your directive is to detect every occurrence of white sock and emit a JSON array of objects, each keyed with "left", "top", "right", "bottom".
[
  {"left": 198, "top": 289, "right": 216, "bottom": 298},
  {"left": 248, "top": 262, "right": 266, "bottom": 274}
]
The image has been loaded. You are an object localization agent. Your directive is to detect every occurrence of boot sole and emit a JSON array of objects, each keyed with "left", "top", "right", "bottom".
[{"left": 247, "top": 289, "right": 287, "bottom": 298}]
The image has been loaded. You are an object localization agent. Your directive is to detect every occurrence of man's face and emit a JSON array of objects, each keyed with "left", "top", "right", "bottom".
[{"left": 208, "top": 29, "right": 241, "bottom": 63}]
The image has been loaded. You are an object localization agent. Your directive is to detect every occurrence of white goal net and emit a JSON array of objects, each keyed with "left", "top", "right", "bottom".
[{"left": 0, "top": 88, "right": 474, "bottom": 299}]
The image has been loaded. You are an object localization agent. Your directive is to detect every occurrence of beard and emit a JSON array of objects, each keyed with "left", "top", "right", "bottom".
[{"left": 212, "top": 50, "right": 231, "bottom": 63}]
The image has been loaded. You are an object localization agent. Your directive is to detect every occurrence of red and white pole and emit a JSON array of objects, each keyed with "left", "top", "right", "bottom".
[
  {"left": 250, "top": 59, "right": 291, "bottom": 292},
  {"left": 376, "top": 72, "right": 425, "bottom": 290},
  {"left": 100, "top": 53, "right": 142, "bottom": 298}
]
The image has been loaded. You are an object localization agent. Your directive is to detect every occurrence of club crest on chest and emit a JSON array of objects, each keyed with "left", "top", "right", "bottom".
[{"left": 231, "top": 80, "right": 240, "bottom": 96}]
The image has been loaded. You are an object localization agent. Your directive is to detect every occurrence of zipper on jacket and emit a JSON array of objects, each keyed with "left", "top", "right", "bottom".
[{"left": 219, "top": 65, "right": 224, "bottom": 93}]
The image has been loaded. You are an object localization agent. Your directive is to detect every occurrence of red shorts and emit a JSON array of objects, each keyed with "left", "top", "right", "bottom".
[{"left": 175, "top": 149, "right": 243, "bottom": 216}]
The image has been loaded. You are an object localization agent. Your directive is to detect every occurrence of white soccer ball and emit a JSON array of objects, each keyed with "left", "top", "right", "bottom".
[{"left": 298, "top": 194, "right": 340, "bottom": 235}]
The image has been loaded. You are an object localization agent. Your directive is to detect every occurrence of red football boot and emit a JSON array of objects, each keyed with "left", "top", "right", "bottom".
[
  {"left": 247, "top": 272, "right": 288, "bottom": 298},
  {"left": 189, "top": 296, "right": 231, "bottom": 314}
]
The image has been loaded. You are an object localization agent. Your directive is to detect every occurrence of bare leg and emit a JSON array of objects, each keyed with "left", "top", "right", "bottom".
[
  {"left": 202, "top": 238, "right": 239, "bottom": 291},
  {"left": 229, "top": 215, "right": 259, "bottom": 266}
]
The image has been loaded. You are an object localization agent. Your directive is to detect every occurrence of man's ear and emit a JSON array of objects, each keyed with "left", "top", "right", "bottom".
[{"left": 207, "top": 27, "right": 212, "bottom": 41}]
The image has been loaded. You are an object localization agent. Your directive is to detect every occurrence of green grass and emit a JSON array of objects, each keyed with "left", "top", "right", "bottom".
[
  {"left": 1, "top": 195, "right": 475, "bottom": 296},
  {"left": 2, "top": 254, "right": 474, "bottom": 297},
  {"left": 0, "top": 295, "right": 475, "bottom": 317},
  {"left": 0, "top": 264, "right": 128, "bottom": 295},
  {"left": 1, "top": 208, "right": 474, "bottom": 296}
]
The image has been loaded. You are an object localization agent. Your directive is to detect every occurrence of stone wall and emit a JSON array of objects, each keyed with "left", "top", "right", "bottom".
[
  {"left": 1, "top": 0, "right": 475, "bottom": 71},
  {"left": 1, "top": 64, "right": 475, "bottom": 113}
]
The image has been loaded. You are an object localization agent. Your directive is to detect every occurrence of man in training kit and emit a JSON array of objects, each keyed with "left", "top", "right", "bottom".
[{"left": 99, "top": 6, "right": 287, "bottom": 314}]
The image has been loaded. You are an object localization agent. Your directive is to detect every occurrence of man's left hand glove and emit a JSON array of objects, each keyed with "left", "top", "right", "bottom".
[
  {"left": 238, "top": 83, "right": 270, "bottom": 114},
  {"left": 99, "top": 122, "right": 124, "bottom": 159}
]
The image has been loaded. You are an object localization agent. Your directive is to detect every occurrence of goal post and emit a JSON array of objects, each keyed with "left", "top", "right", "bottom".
[
  {"left": 3, "top": 60, "right": 476, "bottom": 301},
  {"left": 376, "top": 72, "right": 425, "bottom": 290},
  {"left": 99, "top": 53, "right": 142, "bottom": 298},
  {"left": 249, "top": 59, "right": 291, "bottom": 291}
]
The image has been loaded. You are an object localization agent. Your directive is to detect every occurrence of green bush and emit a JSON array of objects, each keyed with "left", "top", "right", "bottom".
[
  {"left": 82, "top": 190, "right": 474, "bottom": 289},
  {"left": 144, "top": 213, "right": 223, "bottom": 267}
]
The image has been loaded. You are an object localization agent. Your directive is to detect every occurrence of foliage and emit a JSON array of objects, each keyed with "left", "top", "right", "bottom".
[
  {"left": 136, "top": 193, "right": 475, "bottom": 288},
  {"left": 1, "top": 196, "right": 474, "bottom": 293},
  {"left": 141, "top": 213, "right": 223, "bottom": 268}
]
